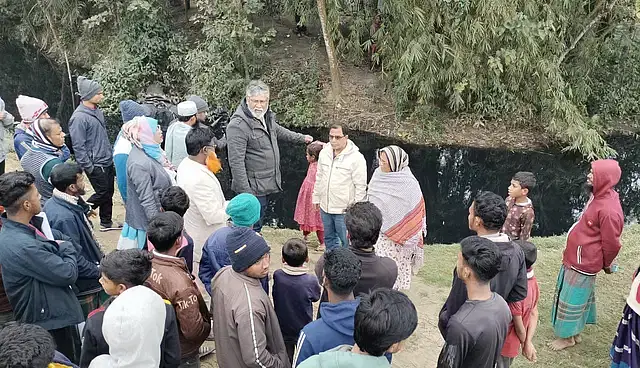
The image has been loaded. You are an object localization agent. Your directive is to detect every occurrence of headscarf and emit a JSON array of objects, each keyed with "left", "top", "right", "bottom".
[
  {"left": 368, "top": 145, "right": 426, "bottom": 249},
  {"left": 29, "top": 119, "right": 63, "bottom": 155},
  {"left": 379, "top": 145, "right": 409, "bottom": 172},
  {"left": 120, "top": 118, "right": 142, "bottom": 148},
  {"left": 133, "top": 117, "right": 173, "bottom": 170}
]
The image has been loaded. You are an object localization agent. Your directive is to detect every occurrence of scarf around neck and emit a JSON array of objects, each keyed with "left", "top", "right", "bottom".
[{"left": 132, "top": 117, "right": 174, "bottom": 170}]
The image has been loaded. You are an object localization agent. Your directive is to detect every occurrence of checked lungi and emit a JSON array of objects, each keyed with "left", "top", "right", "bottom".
[{"left": 551, "top": 265, "right": 597, "bottom": 338}]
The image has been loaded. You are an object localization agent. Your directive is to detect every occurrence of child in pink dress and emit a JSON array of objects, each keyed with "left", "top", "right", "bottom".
[{"left": 294, "top": 142, "right": 325, "bottom": 251}]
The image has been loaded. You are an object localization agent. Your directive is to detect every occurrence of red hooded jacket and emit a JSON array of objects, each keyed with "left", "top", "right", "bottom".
[{"left": 562, "top": 159, "right": 624, "bottom": 274}]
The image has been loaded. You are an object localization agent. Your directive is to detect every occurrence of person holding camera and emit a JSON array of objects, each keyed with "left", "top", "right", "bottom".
[{"left": 188, "top": 95, "right": 227, "bottom": 150}]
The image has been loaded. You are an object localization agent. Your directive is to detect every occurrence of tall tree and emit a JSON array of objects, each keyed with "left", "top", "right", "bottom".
[{"left": 317, "top": 0, "right": 342, "bottom": 100}]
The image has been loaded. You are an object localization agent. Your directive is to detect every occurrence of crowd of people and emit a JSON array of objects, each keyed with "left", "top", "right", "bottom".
[{"left": 0, "top": 76, "right": 633, "bottom": 368}]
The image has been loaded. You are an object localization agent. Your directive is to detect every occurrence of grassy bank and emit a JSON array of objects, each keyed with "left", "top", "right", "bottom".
[{"left": 420, "top": 225, "right": 640, "bottom": 368}]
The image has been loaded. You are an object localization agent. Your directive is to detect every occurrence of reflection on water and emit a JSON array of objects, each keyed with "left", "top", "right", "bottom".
[{"left": 217, "top": 129, "right": 640, "bottom": 244}]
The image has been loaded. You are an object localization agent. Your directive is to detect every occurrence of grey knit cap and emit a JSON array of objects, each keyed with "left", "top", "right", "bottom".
[
  {"left": 187, "top": 95, "right": 209, "bottom": 113},
  {"left": 77, "top": 76, "right": 103, "bottom": 101}
]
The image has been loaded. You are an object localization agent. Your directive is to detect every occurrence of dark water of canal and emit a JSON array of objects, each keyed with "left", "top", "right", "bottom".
[
  {"left": 216, "top": 128, "right": 640, "bottom": 244},
  {"left": 4, "top": 42, "right": 639, "bottom": 244}
]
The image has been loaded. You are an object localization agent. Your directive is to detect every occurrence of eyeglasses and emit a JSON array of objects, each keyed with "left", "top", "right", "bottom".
[{"left": 329, "top": 135, "right": 345, "bottom": 140}]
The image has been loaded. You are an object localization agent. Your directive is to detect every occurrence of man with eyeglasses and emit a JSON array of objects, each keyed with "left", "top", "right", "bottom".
[
  {"left": 312, "top": 123, "right": 367, "bottom": 250},
  {"left": 227, "top": 80, "right": 313, "bottom": 233}
]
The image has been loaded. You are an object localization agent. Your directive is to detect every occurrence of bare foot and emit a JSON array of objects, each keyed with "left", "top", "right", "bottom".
[
  {"left": 549, "top": 337, "right": 575, "bottom": 351},
  {"left": 574, "top": 334, "right": 582, "bottom": 344}
]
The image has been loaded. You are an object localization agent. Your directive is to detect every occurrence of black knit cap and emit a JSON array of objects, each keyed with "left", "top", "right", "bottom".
[{"left": 226, "top": 227, "right": 270, "bottom": 272}]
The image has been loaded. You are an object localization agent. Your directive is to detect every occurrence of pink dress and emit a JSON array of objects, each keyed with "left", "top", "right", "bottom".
[{"left": 294, "top": 161, "right": 324, "bottom": 232}]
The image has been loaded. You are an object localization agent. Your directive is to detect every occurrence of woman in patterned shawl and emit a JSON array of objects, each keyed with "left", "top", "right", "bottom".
[{"left": 367, "top": 145, "right": 427, "bottom": 290}]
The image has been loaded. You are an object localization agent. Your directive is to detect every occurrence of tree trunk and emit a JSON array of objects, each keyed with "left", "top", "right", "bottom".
[{"left": 317, "top": 0, "right": 342, "bottom": 100}]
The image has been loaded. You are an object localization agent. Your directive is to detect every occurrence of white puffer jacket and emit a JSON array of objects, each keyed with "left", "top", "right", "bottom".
[{"left": 312, "top": 140, "right": 367, "bottom": 214}]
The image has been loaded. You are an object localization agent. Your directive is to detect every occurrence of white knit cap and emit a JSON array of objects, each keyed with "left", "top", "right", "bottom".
[
  {"left": 16, "top": 95, "right": 48, "bottom": 122},
  {"left": 177, "top": 101, "right": 197, "bottom": 117}
]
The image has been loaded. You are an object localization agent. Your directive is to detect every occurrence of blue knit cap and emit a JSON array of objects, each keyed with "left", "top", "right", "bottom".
[
  {"left": 226, "top": 193, "right": 261, "bottom": 227},
  {"left": 226, "top": 227, "right": 270, "bottom": 272},
  {"left": 120, "top": 100, "right": 151, "bottom": 123}
]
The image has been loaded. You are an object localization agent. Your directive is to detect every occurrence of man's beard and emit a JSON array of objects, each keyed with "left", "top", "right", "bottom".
[
  {"left": 584, "top": 182, "right": 593, "bottom": 195},
  {"left": 76, "top": 188, "right": 86, "bottom": 197},
  {"left": 206, "top": 150, "right": 222, "bottom": 174},
  {"left": 251, "top": 106, "right": 268, "bottom": 120}
]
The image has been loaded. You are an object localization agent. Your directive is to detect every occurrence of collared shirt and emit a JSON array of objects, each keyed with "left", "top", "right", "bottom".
[{"left": 479, "top": 232, "right": 511, "bottom": 243}]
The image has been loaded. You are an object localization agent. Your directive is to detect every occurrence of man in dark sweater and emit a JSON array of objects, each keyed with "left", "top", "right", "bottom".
[
  {"left": 437, "top": 236, "right": 512, "bottom": 368},
  {"left": 314, "top": 202, "right": 398, "bottom": 311},
  {"left": 69, "top": 76, "right": 119, "bottom": 231},
  {"left": 438, "top": 191, "right": 527, "bottom": 337},
  {"left": 0, "top": 171, "right": 84, "bottom": 363},
  {"left": 272, "top": 239, "right": 321, "bottom": 362},
  {"left": 43, "top": 163, "right": 106, "bottom": 318}
]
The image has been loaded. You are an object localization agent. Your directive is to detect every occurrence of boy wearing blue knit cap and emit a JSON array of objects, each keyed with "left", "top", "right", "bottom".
[
  {"left": 211, "top": 227, "right": 290, "bottom": 368},
  {"left": 199, "top": 193, "right": 270, "bottom": 295}
]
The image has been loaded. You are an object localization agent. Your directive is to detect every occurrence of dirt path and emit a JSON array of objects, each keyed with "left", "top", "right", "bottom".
[{"left": 5, "top": 155, "right": 445, "bottom": 366}]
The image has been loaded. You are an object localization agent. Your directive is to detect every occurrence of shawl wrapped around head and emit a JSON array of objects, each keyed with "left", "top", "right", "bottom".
[
  {"left": 29, "top": 119, "right": 66, "bottom": 155},
  {"left": 127, "top": 116, "right": 175, "bottom": 171},
  {"left": 368, "top": 148, "right": 426, "bottom": 249}
]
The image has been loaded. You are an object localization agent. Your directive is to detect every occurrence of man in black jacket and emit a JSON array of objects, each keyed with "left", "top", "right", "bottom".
[
  {"left": 314, "top": 202, "right": 398, "bottom": 313},
  {"left": 226, "top": 80, "right": 313, "bottom": 232},
  {"left": 438, "top": 191, "right": 528, "bottom": 337},
  {"left": 81, "top": 249, "right": 181, "bottom": 368},
  {"left": 0, "top": 171, "right": 84, "bottom": 363},
  {"left": 44, "top": 163, "right": 107, "bottom": 318}
]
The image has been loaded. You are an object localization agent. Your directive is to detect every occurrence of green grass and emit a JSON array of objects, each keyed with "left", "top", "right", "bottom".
[{"left": 420, "top": 225, "right": 640, "bottom": 368}]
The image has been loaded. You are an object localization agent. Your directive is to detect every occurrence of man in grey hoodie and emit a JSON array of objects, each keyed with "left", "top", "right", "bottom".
[
  {"left": 69, "top": 76, "right": 120, "bottom": 231},
  {"left": 0, "top": 97, "right": 15, "bottom": 175}
]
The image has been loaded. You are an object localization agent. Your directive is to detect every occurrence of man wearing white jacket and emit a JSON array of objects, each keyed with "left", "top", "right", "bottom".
[
  {"left": 177, "top": 127, "right": 228, "bottom": 272},
  {"left": 313, "top": 124, "right": 367, "bottom": 250}
]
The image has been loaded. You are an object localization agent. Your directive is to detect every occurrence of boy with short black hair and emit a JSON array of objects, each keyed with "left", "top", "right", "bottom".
[
  {"left": 45, "top": 162, "right": 106, "bottom": 319},
  {"left": 273, "top": 239, "right": 321, "bottom": 362},
  {"left": 0, "top": 323, "right": 77, "bottom": 368},
  {"left": 498, "top": 240, "right": 540, "bottom": 367},
  {"left": 502, "top": 172, "right": 536, "bottom": 241},
  {"left": 80, "top": 249, "right": 180, "bottom": 368},
  {"left": 437, "top": 236, "right": 512, "bottom": 368},
  {"left": 159, "top": 186, "right": 194, "bottom": 273},
  {"left": 298, "top": 289, "right": 418, "bottom": 368},
  {"left": 146, "top": 212, "right": 212, "bottom": 367},
  {"left": 294, "top": 247, "right": 362, "bottom": 367}
]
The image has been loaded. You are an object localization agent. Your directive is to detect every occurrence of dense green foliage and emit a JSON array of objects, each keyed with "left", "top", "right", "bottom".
[{"left": 1, "top": 0, "right": 639, "bottom": 157}]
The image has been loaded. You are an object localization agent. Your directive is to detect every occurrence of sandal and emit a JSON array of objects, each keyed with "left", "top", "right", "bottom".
[{"left": 199, "top": 345, "right": 215, "bottom": 358}]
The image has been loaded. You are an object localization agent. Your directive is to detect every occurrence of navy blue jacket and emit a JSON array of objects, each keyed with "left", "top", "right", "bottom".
[
  {"left": 0, "top": 217, "right": 84, "bottom": 330},
  {"left": 199, "top": 226, "right": 269, "bottom": 295},
  {"left": 43, "top": 196, "right": 103, "bottom": 295},
  {"left": 272, "top": 269, "right": 321, "bottom": 344},
  {"left": 293, "top": 299, "right": 360, "bottom": 367}
]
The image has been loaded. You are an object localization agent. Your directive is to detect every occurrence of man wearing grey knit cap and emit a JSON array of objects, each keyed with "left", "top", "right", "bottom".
[
  {"left": 187, "top": 95, "right": 227, "bottom": 150},
  {"left": 69, "top": 76, "right": 120, "bottom": 231}
]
